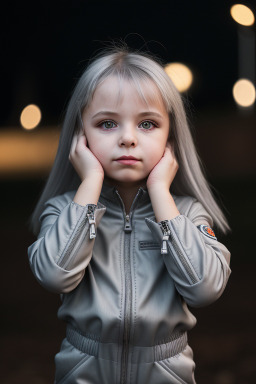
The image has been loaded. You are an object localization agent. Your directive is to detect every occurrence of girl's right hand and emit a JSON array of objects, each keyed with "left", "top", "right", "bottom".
[{"left": 69, "top": 132, "right": 104, "bottom": 182}]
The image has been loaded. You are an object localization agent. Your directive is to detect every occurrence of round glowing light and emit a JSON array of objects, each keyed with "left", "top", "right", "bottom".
[
  {"left": 20, "top": 104, "right": 42, "bottom": 130},
  {"left": 232, "top": 79, "right": 256, "bottom": 107},
  {"left": 165, "top": 62, "right": 193, "bottom": 92},
  {"left": 230, "top": 4, "right": 255, "bottom": 26}
]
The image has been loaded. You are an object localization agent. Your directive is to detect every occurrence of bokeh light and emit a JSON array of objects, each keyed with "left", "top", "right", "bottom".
[
  {"left": 230, "top": 4, "right": 255, "bottom": 26},
  {"left": 232, "top": 79, "right": 256, "bottom": 107},
  {"left": 20, "top": 104, "right": 42, "bottom": 130},
  {"left": 0, "top": 128, "right": 59, "bottom": 177},
  {"left": 165, "top": 63, "right": 193, "bottom": 93}
]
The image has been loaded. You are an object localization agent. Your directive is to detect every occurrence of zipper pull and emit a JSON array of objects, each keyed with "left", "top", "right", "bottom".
[
  {"left": 159, "top": 220, "right": 171, "bottom": 254},
  {"left": 87, "top": 205, "right": 96, "bottom": 239},
  {"left": 161, "top": 235, "right": 169, "bottom": 254},
  {"left": 124, "top": 214, "right": 132, "bottom": 233}
]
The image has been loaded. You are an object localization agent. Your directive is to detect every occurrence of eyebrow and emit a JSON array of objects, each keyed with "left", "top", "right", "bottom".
[{"left": 91, "top": 111, "right": 163, "bottom": 119}]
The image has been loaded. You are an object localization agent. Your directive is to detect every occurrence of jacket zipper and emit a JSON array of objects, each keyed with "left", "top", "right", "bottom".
[
  {"left": 115, "top": 188, "right": 143, "bottom": 384},
  {"left": 87, "top": 204, "right": 97, "bottom": 239},
  {"left": 160, "top": 220, "right": 171, "bottom": 255},
  {"left": 159, "top": 219, "right": 199, "bottom": 284},
  {"left": 121, "top": 221, "right": 132, "bottom": 384},
  {"left": 58, "top": 204, "right": 96, "bottom": 269}
]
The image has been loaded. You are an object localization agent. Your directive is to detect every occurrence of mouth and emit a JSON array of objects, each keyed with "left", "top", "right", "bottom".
[{"left": 115, "top": 156, "right": 140, "bottom": 165}]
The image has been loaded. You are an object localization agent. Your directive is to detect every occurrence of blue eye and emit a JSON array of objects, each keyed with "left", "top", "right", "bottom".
[
  {"left": 100, "top": 120, "right": 117, "bottom": 129},
  {"left": 98, "top": 119, "right": 157, "bottom": 130},
  {"left": 139, "top": 121, "right": 157, "bottom": 130}
]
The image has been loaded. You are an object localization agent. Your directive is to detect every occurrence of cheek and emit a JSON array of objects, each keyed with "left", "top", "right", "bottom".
[
  {"left": 85, "top": 131, "right": 101, "bottom": 153},
  {"left": 85, "top": 130, "right": 114, "bottom": 163},
  {"left": 149, "top": 151, "right": 163, "bottom": 168},
  {"left": 87, "top": 139, "right": 108, "bottom": 163},
  {"left": 147, "top": 141, "right": 166, "bottom": 163}
]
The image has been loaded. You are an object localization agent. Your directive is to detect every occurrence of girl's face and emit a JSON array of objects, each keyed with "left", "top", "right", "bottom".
[{"left": 82, "top": 76, "right": 170, "bottom": 188}]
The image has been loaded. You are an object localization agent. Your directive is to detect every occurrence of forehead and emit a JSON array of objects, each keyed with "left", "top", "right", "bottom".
[{"left": 89, "top": 75, "right": 166, "bottom": 112}]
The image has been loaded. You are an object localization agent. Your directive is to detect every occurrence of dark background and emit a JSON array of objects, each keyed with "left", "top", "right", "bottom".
[{"left": 1, "top": 1, "right": 256, "bottom": 383}]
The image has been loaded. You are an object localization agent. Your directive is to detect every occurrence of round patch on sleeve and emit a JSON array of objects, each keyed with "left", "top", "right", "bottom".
[{"left": 197, "top": 224, "right": 217, "bottom": 240}]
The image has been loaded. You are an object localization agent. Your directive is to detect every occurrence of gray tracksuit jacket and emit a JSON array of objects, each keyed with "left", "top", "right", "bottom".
[{"left": 28, "top": 182, "right": 231, "bottom": 384}]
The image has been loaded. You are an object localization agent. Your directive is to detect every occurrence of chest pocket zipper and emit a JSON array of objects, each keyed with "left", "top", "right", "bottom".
[{"left": 139, "top": 241, "right": 160, "bottom": 250}]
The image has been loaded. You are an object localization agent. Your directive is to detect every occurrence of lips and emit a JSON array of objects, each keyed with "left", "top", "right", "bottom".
[
  {"left": 116, "top": 156, "right": 139, "bottom": 160},
  {"left": 115, "top": 155, "right": 140, "bottom": 165}
]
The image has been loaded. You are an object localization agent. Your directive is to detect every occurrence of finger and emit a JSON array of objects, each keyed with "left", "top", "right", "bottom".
[
  {"left": 70, "top": 133, "right": 79, "bottom": 156},
  {"left": 166, "top": 141, "right": 172, "bottom": 150},
  {"left": 166, "top": 142, "right": 178, "bottom": 161},
  {"left": 166, "top": 141, "right": 175, "bottom": 155},
  {"left": 77, "top": 133, "right": 87, "bottom": 149},
  {"left": 165, "top": 149, "right": 179, "bottom": 171},
  {"left": 77, "top": 129, "right": 84, "bottom": 139},
  {"left": 83, "top": 131, "right": 88, "bottom": 147},
  {"left": 163, "top": 145, "right": 173, "bottom": 159}
]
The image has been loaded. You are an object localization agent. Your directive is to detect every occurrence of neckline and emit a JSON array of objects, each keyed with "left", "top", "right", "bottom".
[{"left": 100, "top": 181, "right": 149, "bottom": 203}]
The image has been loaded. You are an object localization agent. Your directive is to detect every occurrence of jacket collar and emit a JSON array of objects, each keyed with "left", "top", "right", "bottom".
[{"left": 100, "top": 181, "right": 150, "bottom": 204}]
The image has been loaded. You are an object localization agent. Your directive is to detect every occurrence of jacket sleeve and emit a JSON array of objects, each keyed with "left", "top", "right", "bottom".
[
  {"left": 28, "top": 194, "right": 106, "bottom": 294},
  {"left": 145, "top": 199, "right": 231, "bottom": 308}
]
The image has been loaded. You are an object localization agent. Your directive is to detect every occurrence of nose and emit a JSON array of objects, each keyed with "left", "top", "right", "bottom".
[{"left": 118, "top": 125, "right": 138, "bottom": 147}]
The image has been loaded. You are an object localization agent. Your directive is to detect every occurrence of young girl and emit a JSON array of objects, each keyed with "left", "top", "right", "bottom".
[{"left": 28, "top": 46, "right": 231, "bottom": 384}]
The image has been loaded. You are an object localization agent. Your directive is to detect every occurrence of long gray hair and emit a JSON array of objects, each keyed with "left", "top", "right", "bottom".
[{"left": 31, "top": 46, "right": 230, "bottom": 235}]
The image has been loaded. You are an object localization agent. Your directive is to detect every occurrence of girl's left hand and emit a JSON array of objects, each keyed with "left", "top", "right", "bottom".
[{"left": 146, "top": 142, "right": 179, "bottom": 191}]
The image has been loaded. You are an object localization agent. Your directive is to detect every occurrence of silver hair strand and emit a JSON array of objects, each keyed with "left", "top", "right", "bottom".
[{"left": 31, "top": 46, "right": 230, "bottom": 235}]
